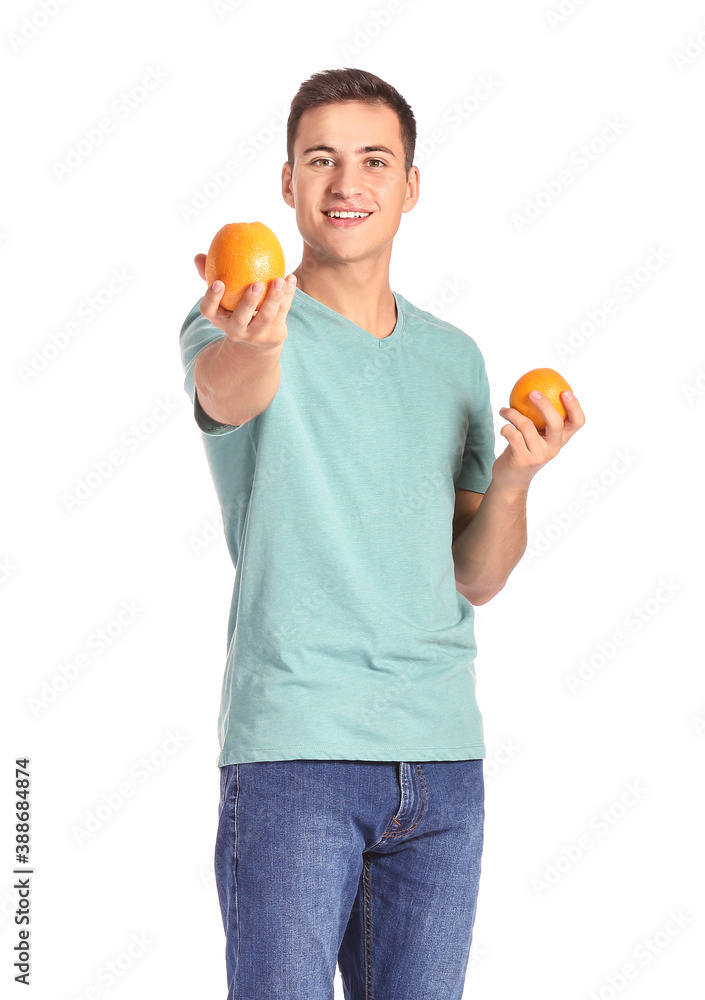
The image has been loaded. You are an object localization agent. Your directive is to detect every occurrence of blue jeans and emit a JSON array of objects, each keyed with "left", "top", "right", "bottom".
[{"left": 214, "top": 758, "right": 484, "bottom": 999}]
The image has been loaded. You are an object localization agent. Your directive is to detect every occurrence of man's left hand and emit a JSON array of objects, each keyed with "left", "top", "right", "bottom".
[{"left": 493, "top": 390, "right": 586, "bottom": 491}]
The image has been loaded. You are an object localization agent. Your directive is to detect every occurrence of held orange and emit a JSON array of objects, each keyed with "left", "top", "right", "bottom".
[
  {"left": 509, "top": 368, "right": 573, "bottom": 431},
  {"left": 205, "top": 221, "right": 286, "bottom": 311}
]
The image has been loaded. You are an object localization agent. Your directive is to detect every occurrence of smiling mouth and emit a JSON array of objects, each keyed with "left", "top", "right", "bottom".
[
  {"left": 323, "top": 210, "right": 372, "bottom": 219},
  {"left": 322, "top": 210, "right": 373, "bottom": 228}
]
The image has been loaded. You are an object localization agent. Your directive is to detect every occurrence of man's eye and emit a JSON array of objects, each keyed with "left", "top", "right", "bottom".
[
  {"left": 367, "top": 159, "right": 385, "bottom": 167},
  {"left": 311, "top": 158, "right": 333, "bottom": 166}
]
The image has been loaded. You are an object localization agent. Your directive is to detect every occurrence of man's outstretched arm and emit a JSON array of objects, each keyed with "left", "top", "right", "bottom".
[{"left": 453, "top": 389, "right": 586, "bottom": 605}]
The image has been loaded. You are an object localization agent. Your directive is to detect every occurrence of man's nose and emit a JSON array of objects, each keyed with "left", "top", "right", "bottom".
[{"left": 329, "top": 163, "right": 364, "bottom": 199}]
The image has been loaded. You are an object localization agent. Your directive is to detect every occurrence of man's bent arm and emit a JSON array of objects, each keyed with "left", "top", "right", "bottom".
[
  {"left": 453, "top": 383, "right": 586, "bottom": 604},
  {"left": 452, "top": 478, "right": 529, "bottom": 606}
]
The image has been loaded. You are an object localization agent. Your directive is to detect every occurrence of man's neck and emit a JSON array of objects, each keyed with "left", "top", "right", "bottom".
[{"left": 293, "top": 252, "right": 397, "bottom": 340}]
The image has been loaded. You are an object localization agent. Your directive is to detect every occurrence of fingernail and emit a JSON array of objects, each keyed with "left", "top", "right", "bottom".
[
  {"left": 530, "top": 390, "right": 542, "bottom": 399},
  {"left": 211, "top": 281, "right": 222, "bottom": 293},
  {"left": 273, "top": 277, "right": 284, "bottom": 290},
  {"left": 252, "top": 282, "right": 264, "bottom": 294},
  {"left": 563, "top": 390, "right": 573, "bottom": 401}
]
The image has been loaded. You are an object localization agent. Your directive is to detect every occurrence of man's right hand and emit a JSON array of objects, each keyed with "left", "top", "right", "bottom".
[{"left": 194, "top": 253, "right": 297, "bottom": 351}]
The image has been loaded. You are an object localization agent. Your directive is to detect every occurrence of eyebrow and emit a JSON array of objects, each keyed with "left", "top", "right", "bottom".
[{"left": 301, "top": 144, "right": 397, "bottom": 158}]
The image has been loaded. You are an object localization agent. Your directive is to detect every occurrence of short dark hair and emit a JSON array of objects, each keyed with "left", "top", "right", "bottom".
[{"left": 287, "top": 67, "right": 416, "bottom": 175}]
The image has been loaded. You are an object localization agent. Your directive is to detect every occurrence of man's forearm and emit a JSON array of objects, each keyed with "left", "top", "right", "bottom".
[
  {"left": 452, "top": 478, "right": 529, "bottom": 605},
  {"left": 194, "top": 336, "right": 282, "bottom": 427}
]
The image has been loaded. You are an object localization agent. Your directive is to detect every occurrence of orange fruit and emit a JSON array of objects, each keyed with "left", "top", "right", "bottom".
[
  {"left": 205, "top": 221, "right": 286, "bottom": 311},
  {"left": 509, "top": 367, "right": 572, "bottom": 431}
]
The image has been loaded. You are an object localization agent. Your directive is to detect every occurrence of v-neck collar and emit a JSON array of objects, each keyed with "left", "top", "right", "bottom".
[{"left": 293, "top": 286, "right": 405, "bottom": 350}]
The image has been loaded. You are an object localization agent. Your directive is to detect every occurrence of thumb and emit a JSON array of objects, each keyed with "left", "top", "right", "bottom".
[{"left": 194, "top": 253, "right": 207, "bottom": 282}]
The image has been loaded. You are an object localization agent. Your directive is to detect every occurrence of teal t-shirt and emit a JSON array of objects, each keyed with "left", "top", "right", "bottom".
[{"left": 180, "top": 286, "right": 496, "bottom": 766}]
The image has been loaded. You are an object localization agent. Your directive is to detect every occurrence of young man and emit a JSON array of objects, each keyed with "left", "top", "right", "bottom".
[{"left": 180, "top": 68, "right": 584, "bottom": 1000}]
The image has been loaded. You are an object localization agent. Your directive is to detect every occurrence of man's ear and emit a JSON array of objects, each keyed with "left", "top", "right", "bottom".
[
  {"left": 282, "top": 161, "right": 295, "bottom": 209},
  {"left": 402, "top": 165, "right": 420, "bottom": 214}
]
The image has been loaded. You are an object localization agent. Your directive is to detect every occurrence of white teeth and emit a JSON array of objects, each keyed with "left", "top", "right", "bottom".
[{"left": 326, "top": 210, "right": 370, "bottom": 218}]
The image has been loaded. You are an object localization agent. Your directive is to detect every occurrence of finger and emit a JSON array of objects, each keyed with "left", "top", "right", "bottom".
[
  {"left": 562, "top": 392, "right": 586, "bottom": 430},
  {"left": 275, "top": 273, "right": 298, "bottom": 318},
  {"left": 528, "top": 391, "right": 564, "bottom": 447},
  {"left": 200, "top": 279, "right": 229, "bottom": 321},
  {"left": 194, "top": 253, "right": 207, "bottom": 281},
  {"left": 499, "top": 406, "right": 543, "bottom": 448},
  {"left": 499, "top": 416, "right": 531, "bottom": 456},
  {"left": 248, "top": 277, "right": 288, "bottom": 329},
  {"left": 227, "top": 282, "right": 267, "bottom": 330}
]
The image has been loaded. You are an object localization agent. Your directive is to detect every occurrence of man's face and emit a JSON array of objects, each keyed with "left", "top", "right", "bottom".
[{"left": 282, "top": 100, "right": 419, "bottom": 266}]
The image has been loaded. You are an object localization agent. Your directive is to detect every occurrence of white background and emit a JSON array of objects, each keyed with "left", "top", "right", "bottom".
[{"left": 2, "top": 0, "right": 704, "bottom": 997}]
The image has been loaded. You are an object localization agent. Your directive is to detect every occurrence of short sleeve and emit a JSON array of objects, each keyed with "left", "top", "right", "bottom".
[
  {"left": 179, "top": 298, "right": 244, "bottom": 437},
  {"left": 454, "top": 350, "right": 496, "bottom": 493}
]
